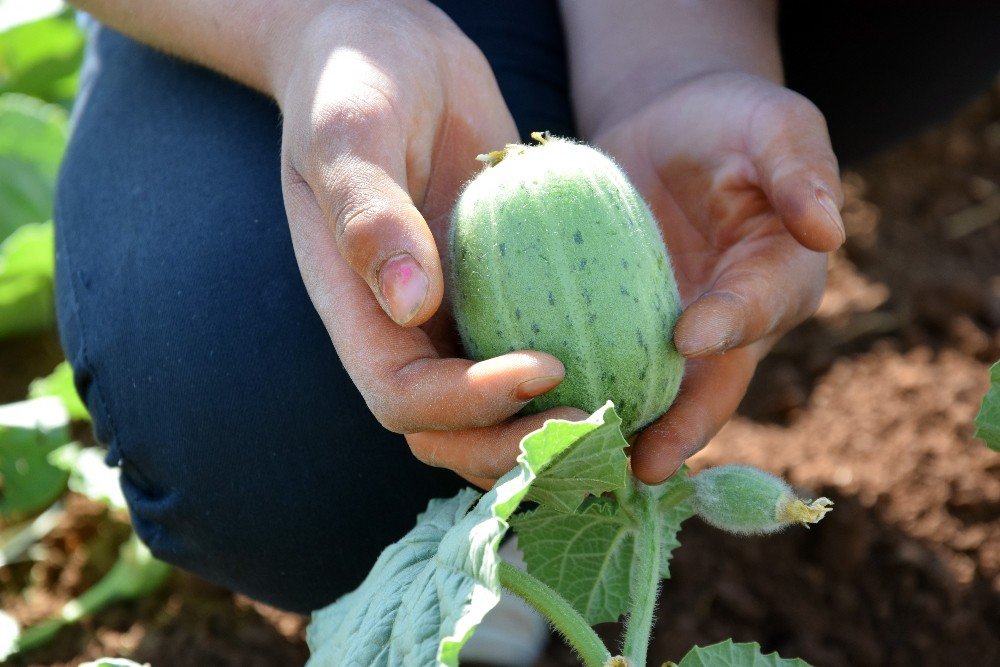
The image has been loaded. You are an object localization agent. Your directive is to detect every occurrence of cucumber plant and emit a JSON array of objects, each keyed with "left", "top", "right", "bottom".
[{"left": 305, "top": 135, "right": 832, "bottom": 666}]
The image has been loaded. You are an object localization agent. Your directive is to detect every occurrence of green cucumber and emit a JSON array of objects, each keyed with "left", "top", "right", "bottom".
[
  {"left": 449, "top": 133, "right": 684, "bottom": 436},
  {"left": 691, "top": 465, "right": 834, "bottom": 535}
]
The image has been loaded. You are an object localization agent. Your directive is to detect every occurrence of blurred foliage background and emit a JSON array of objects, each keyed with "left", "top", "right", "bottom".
[{"left": 0, "top": 3, "right": 172, "bottom": 661}]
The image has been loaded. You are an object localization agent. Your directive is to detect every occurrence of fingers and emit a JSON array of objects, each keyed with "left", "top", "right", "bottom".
[
  {"left": 749, "top": 93, "right": 846, "bottom": 253},
  {"left": 673, "top": 234, "right": 827, "bottom": 357},
  {"left": 407, "top": 407, "right": 590, "bottom": 480},
  {"left": 282, "top": 71, "right": 447, "bottom": 327},
  {"left": 631, "top": 344, "right": 763, "bottom": 484},
  {"left": 281, "top": 44, "right": 519, "bottom": 329},
  {"left": 282, "top": 175, "right": 566, "bottom": 433}
]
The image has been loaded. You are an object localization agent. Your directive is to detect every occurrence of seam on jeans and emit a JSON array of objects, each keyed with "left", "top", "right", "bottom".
[{"left": 56, "top": 213, "right": 122, "bottom": 459}]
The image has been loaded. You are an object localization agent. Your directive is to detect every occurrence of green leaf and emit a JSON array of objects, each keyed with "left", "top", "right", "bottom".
[
  {"left": 0, "top": 93, "right": 68, "bottom": 176},
  {"left": 0, "top": 11, "right": 84, "bottom": 106},
  {"left": 0, "top": 220, "right": 56, "bottom": 338},
  {"left": 975, "top": 360, "right": 1000, "bottom": 452},
  {"left": 0, "top": 397, "right": 70, "bottom": 520},
  {"left": 307, "top": 404, "right": 628, "bottom": 666},
  {"left": 522, "top": 402, "right": 629, "bottom": 513},
  {"left": 0, "top": 94, "right": 68, "bottom": 239},
  {"left": 671, "top": 639, "right": 810, "bottom": 666},
  {"left": 512, "top": 472, "right": 693, "bottom": 624},
  {"left": 30, "top": 361, "right": 89, "bottom": 422}
]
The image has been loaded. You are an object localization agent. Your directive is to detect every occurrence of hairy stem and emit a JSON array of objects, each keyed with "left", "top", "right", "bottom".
[
  {"left": 621, "top": 485, "right": 661, "bottom": 665},
  {"left": 656, "top": 476, "right": 695, "bottom": 514},
  {"left": 498, "top": 560, "right": 611, "bottom": 667}
]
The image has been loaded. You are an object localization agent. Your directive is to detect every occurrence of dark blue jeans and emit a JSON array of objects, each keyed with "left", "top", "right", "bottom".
[{"left": 55, "top": 1, "right": 998, "bottom": 613}]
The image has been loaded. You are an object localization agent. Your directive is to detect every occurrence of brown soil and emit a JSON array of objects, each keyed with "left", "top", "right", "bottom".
[{"left": 4, "top": 83, "right": 999, "bottom": 667}]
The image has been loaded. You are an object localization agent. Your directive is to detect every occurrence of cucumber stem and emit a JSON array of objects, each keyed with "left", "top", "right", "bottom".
[
  {"left": 497, "top": 560, "right": 611, "bottom": 667},
  {"left": 621, "top": 485, "right": 661, "bottom": 666}
]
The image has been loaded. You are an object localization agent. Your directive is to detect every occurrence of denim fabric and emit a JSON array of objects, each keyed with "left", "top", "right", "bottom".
[{"left": 55, "top": 1, "right": 571, "bottom": 614}]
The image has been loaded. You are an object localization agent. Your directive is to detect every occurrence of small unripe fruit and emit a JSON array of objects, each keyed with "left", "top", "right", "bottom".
[
  {"left": 692, "top": 465, "right": 832, "bottom": 536},
  {"left": 449, "top": 133, "right": 684, "bottom": 436}
]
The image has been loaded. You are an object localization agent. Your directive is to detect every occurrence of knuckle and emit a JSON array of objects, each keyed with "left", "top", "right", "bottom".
[
  {"left": 368, "top": 375, "right": 422, "bottom": 434},
  {"left": 332, "top": 195, "right": 383, "bottom": 250},
  {"left": 315, "top": 83, "right": 401, "bottom": 145},
  {"left": 770, "top": 89, "right": 827, "bottom": 130},
  {"left": 372, "top": 407, "right": 408, "bottom": 434}
]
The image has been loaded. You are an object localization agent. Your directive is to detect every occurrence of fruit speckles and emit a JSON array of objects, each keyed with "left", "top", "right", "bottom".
[{"left": 449, "top": 134, "right": 685, "bottom": 436}]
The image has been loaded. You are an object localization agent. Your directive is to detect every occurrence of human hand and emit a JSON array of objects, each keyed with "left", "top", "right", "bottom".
[
  {"left": 591, "top": 71, "right": 845, "bottom": 484},
  {"left": 270, "top": 1, "right": 579, "bottom": 484}
]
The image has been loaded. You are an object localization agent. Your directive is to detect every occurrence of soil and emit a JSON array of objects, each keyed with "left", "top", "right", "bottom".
[{"left": 3, "top": 83, "right": 999, "bottom": 667}]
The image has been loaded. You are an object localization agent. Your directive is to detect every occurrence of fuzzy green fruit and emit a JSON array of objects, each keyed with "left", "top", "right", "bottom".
[
  {"left": 691, "top": 465, "right": 833, "bottom": 535},
  {"left": 449, "top": 133, "right": 684, "bottom": 436}
]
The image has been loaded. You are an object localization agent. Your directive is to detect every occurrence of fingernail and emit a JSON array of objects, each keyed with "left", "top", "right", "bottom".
[
  {"left": 379, "top": 253, "right": 428, "bottom": 325},
  {"left": 677, "top": 335, "right": 729, "bottom": 358},
  {"left": 514, "top": 375, "right": 563, "bottom": 401},
  {"left": 815, "top": 188, "right": 846, "bottom": 245},
  {"left": 661, "top": 461, "right": 684, "bottom": 482},
  {"left": 676, "top": 321, "right": 734, "bottom": 357}
]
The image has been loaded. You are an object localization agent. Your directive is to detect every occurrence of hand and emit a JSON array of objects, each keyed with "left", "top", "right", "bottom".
[
  {"left": 591, "top": 71, "right": 845, "bottom": 483},
  {"left": 272, "top": 1, "right": 578, "bottom": 484}
]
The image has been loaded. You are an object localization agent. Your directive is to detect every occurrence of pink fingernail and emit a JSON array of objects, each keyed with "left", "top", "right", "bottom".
[
  {"left": 815, "top": 188, "right": 846, "bottom": 244},
  {"left": 379, "top": 253, "right": 428, "bottom": 325}
]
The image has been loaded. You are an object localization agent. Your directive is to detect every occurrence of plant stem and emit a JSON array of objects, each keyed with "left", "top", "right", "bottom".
[
  {"left": 656, "top": 477, "right": 695, "bottom": 514},
  {"left": 621, "top": 485, "right": 661, "bottom": 665},
  {"left": 498, "top": 560, "right": 611, "bottom": 667}
]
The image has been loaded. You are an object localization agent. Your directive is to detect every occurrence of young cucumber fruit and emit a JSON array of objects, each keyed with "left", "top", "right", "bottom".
[
  {"left": 692, "top": 465, "right": 834, "bottom": 535},
  {"left": 449, "top": 133, "right": 684, "bottom": 436}
]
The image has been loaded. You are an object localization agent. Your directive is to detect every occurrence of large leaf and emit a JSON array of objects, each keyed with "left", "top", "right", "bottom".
[
  {"left": 0, "top": 93, "right": 67, "bottom": 175},
  {"left": 522, "top": 403, "right": 628, "bottom": 513},
  {"left": 0, "top": 396, "right": 70, "bottom": 520},
  {"left": 670, "top": 639, "right": 810, "bottom": 667},
  {"left": 306, "top": 403, "right": 630, "bottom": 666},
  {"left": 0, "top": 221, "right": 55, "bottom": 338},
  {"left": 975, "top": 360, "right": 999, "bottom": 452},
  {"left": 512, "top": 472, "right": 693, "bottom": 624},
  {"left": 0, "top": 10, "right": 84, "bottom": 105},
  {"left": 0, "top": 94, "right": 68, "bottom": 239}
]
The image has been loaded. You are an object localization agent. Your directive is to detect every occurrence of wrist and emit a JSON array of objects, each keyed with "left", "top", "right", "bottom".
[
  {"left": 582, "top": 63, "right": 780, "bottom": 139},
  {"left": 262, "top": 0, "right": 343, "bottom": 106},
  {"left": 262, "top": 0, "right": 457, "bottom": 112}
]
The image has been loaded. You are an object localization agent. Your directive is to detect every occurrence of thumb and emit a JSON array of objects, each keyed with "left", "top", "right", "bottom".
[
  {"left": 325, "top": 155, "right": 445, "bottom": 327},
  {"left": 283, "top": 88, "right": 446, "bottom": 327}
]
